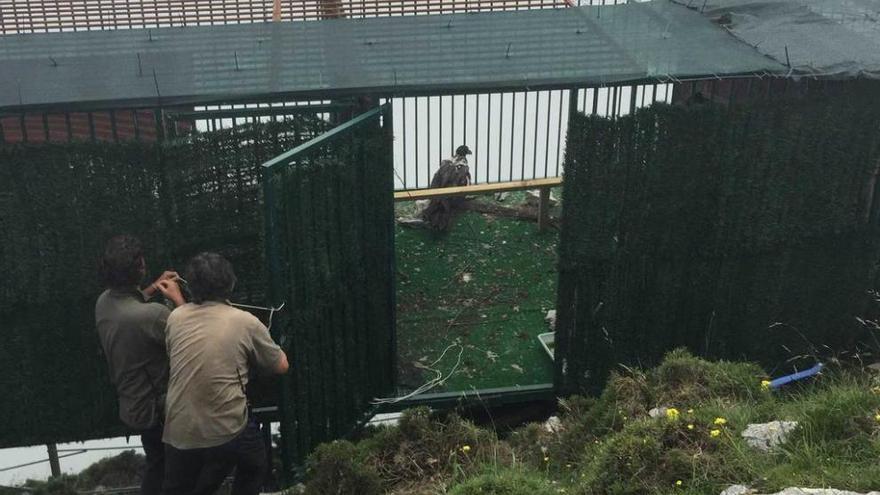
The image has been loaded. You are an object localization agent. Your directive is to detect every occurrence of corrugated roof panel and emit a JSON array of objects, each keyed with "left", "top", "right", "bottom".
[{"left": 0, "top": 2, "right": 784, "bottom": 111}]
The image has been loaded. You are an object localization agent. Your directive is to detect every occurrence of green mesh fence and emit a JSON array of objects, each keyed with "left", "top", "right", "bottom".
[
  {"left": 0, "top": 116, "right": 324, "bottom": 448},
  {"left": 556, "top": 91, "right": 880, "bottom": 394},
  {"left": 263, "top": 105, "right": 395, "bottom": 468}
]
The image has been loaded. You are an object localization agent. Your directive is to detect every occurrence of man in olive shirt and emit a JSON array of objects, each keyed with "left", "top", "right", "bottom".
[
  {"left": 158, "top": 252, "right": 289, "bottom": 495},
  {"left": 95, "top": 235, "right": 184, "bottom": 495}
]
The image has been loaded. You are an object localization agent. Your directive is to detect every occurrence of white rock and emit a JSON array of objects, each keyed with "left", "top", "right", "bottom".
[
  {"left": 543, "top": 415, "right": 562, "bottom": 433},
  {"left": 415, "top": 199, "right": 430, "bottom": 209},
  {"left": 771, "top": 489, "right": 878, "bottom": 495},
  {"left": 720, "top": 485, "right": 753, "bottom": 495},
  {"left": 741, "top": 421, "right": 799, "bottom": 452},
  {"left": 648, "top": 406, "right": 668, "bottom": 419},
  {"left": 545, "top": 309, "right": 557, "bottom": 330}
]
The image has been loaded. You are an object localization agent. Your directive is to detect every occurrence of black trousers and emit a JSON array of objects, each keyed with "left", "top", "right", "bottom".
[
  {"left": 140, "top": 425, "right": 166, "bottom": 495},
  {"left": 162, "top": 422, "right": 267, "bottom": 495}
]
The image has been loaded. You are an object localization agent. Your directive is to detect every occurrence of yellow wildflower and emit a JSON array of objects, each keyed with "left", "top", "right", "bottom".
[
  {"left": 714, "top": 417, "right": 727, "bottom": 426},
  {"left": 461, "top": 445, "right": 471, "bottom": 453},
  {"left": 710, "top": 429, "right": 721, "bottom": 438},
  {"left": 875, "top": 413, "right": 880, "bottom": 423},
  {"left": 666, "top": 408, "right": 681, "bottom": 421},
  {"left": 675, "top": 480, "right": 683, "bottom": 487},
  {"left": 687, "top": 409, "right": 694, "bottom": 414},
  {"left": 761, "top": 380, "right": 772, "bottom": 391},
  {"left": 687, "top": 424, "right": 695, "bottom": 430},
  {"left": 544, "top": 456, "right": 550, "bottom": 462}
]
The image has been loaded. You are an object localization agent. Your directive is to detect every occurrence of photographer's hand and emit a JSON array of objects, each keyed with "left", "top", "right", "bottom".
[
  {"left": 143, "top": 271, "right": 180, "bottom": 299},
  {"left": 156, "top": 279, "right": 186, "bottom": 307}
]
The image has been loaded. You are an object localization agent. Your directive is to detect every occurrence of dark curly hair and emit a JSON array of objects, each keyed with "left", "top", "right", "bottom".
[
  {"left": 185, "top": 252, "right": 237, "bottom": 304},
  {"left": 100, "top": 234, "right": 145, "bottom": 289}
]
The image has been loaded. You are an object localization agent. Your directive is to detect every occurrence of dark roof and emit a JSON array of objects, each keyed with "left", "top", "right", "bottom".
[
  {"left": 0, "top": 2, "right": 785, "bottom": 111},
  {"left": 680, "top": 0, "right": 880, "bottom": 79}
]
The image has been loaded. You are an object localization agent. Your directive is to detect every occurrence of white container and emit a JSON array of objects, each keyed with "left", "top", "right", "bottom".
[{"left": 538, "top": 332, "right": 555, "bottom": 360}]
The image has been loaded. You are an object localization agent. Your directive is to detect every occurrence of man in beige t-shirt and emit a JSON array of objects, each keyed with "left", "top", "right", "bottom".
[{"left": 156, "top": 252, "right": 288, "bottom": 495}]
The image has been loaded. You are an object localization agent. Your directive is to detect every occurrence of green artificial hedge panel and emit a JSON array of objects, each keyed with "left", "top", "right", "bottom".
[
  {"left": 265, "top": 109, "right": 395, "bottom": 466},
  {"left": 0, "top": 117, "right": 323, "bottom": 447},
  {"left": 556, "top": 90, "right": 880, "bottom": 394}
]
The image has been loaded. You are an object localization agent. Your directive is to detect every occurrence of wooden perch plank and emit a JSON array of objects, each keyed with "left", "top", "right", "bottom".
[{"left": 394, "top": 177, "right": 562, "bottom": 202}]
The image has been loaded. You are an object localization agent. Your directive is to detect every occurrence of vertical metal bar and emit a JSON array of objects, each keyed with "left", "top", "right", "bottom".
[
  {"left": 486, "top": 93, "right": 492, "bottom": 183},
  {"left": 629, "top": 85, "right": 637, "bottom": 116},
  {"left": 383, "top": 103, "right": 397, "bottom": 392},
  {"left": 521, "top": 92, "right": 528, "bottom": 181},
  {"left": 532, "top": 91, "right": 539, "bottom": 179},
  {"left": 611, "top": 86, "right": 618, "bottom": 117},
  {"left": 439, "top": 95, "right": 443, "bottom": 165},
  {"left": 414, "top": 97, "right": 419, "bottom": 188},
  {"left": 46, "top": 444, "right": 60, "bottom": 478},
  {"left": 544, "top": 91, "right": 551, "bottom": 177},
  {"left": 556, "top": 90, "right": 564, "bottom": 176},
  {"left": 463, "top": 94, "right": 468, "bottom": 154},
  {"left": 261, "top": 162, "right": 294, "bottom": 481},
  {"left": 402, "top": 98, "right": 407, "bottom": 188},
  {"left": 651, "top": 84, "right": 658, "bottom": 104},
  {"left": 592, "top": 86, "right": 600, "bottom": 115},
  {"left": 509, "top": 92, "right": 516, "bottom": 181},
  {"left": 498, "top": 93, "right": 505, "bottom": 181},
  {"left": 605, "top": 87, "right": 612, "bottom": 116},
  {"left": 427, "top": 95, "right": 432, "bottom": 177},
  {"left": 450, "top": 94, "right": 455, "bottom": 156},
  {"left": 474, "top": 94, "right": 480, "bottom": 183}
]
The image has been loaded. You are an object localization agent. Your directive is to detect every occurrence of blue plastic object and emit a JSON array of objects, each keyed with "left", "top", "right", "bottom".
[{"left": 769, "top": 363, "right": 824, "bottom": 389}]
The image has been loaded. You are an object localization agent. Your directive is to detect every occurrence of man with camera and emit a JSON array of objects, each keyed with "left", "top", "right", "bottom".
[{"left": 95, "top": 235, "right": 185, "bottom": 495}]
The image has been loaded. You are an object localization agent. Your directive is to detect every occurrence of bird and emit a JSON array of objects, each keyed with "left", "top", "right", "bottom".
[{"left": 420, "top": 145, "right": 472, "bottom": 231}]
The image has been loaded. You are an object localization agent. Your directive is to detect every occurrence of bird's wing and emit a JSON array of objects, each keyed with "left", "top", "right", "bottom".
[{"left": 431, "top": 160, "right": 455, "bottom": 188}]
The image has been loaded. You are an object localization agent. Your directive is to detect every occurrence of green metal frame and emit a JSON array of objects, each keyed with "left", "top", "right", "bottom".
[{"left": 262, "top": 102, "right": 393, "bottom": 479}]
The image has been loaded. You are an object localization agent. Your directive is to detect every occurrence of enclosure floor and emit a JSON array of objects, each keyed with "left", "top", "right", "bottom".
[{"left": 395, "top": 194, "right": 559, "bottom": 393}]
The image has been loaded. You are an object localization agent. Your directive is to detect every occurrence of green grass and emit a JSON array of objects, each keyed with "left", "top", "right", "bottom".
[
  {"left": 302, "top": 350, "right": 880, "bottom": 495},
  {"left": 395, "top": 193, "right": 560, "bottom": 391}
]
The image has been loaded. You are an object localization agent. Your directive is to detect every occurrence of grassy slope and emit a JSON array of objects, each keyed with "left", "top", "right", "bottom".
[
  {"left": 395, "top": 194, "right": 559, "bottom": 391},
  {"left": 304, "top": 350, "right": 880, "bottom": 495}
]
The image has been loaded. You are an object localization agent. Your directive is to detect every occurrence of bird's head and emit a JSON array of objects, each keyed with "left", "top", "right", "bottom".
[{"left": 455, "top": 145, "right": 473, "bottom": 158}]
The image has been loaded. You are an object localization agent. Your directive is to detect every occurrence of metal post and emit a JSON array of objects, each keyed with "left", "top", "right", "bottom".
[
  {"left": 261, "top": 163, "right": 293, "bottom": 481},
  {"left": 46, "top": 443, "right": 61, "bottom": 478}
]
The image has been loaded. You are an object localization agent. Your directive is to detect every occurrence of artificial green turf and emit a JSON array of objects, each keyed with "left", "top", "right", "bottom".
[{"left": 395, "top": 195, "right": 559, "bottom": 392}]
